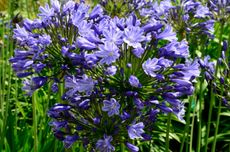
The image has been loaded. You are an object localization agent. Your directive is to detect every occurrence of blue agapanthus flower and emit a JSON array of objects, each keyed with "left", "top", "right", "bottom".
[
  {"left": 128, "top": 122, "right": 145, "bottom": 139},
  {"left": 156, "top": 25, "right": 177, "bottom": 41},
  {"left": 11, "top": 0, "right": 201, "bottom": 151},
  {"left": 96, "top": 135, "right": 115, "bottom": 152},
  {"left": 105, "top": 66, "right": 117, "bottom": 76},
  {"left": 22, "top": 76, "right": 47, "bottom": 96},
  {"left": 160, "top": 40, "right": 189, "bottom": 58},
  {"left": 126, "top": 142, "right": 139, "bottom": 152},
  {"left": 142, "top": 58, "right": 161, "bottom": 77},
  {"left": 199, "top": 42, "right": 230, "bottom": 108},
  {"left": 123, "top": 26, "right": 146, "bottom": 48},
  {"left": 195, "top": 5, "right": 211, "bottom": 18},
  {"left": 102, "top": 98, "right": 120, "bottom": 117},
  {"left": 129, "top": 75, "right": 142, "bottom": 88},
  {"left": 95, "top": 42, "right": 120, "bottom": 65},
  {"left": 208, "top": 0, "right": 230, "bottom": 21},
  {"left": 102, "top": 27, "right": 123, "bottom": 45},
  {"left": 65, "top": 74, "right": 95, "bottom": 96},
  {"left": 38, "top": 3, "right": 55, "bottom": 21},
  {"left": 132, "top": 47, "right": 145, "bottom": 58},
  {"left": 13, "top": 25, "right": 29, "bottom": 42}
]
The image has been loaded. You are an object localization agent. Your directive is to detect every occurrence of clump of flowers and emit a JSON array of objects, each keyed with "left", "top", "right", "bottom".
[
  {"left": 199, "top": 40, "right": 230, "bottom": 108},
  {"left": 208, "top": 0, "right": 230, "bottom": 22},
  {"left": 214, "top": 41, "right": 229, "bottom": 106},
  {"left": 198, "top": 55, "right": 216, "bottom": 82},
  {"left": 10, "top": 0, "right": 201, "bottom": 151},
  {"left": 130, "top": 0, "right": 215, "bottom": 40}
]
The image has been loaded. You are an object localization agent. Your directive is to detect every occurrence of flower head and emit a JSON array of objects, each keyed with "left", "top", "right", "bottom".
[
  {"left": 195, "top": 5, "right": 211, "bottom": 18},
  {"left": 102, "top": 27, "right": 123, "bottom": 45},
  {"left": 11, "top": 1, "right": 202, "bottom": 150}
]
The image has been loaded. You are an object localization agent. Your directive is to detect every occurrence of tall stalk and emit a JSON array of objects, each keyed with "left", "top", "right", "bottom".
[
  {"left": 121, "top": 143, "right": 125, "bottom": 152},
  {"left": 166, "top": 113, "right": 171, "bottom": 152},
  {"left": 189, "top": 101, "right": 196, "bottom": 152},
  {"left": 179, "top": 97, "right": 192, "bottom": 152},
  {"left": 32, "top": 92, "right": 38, "bottom": 152},
  {"left": 1, "top": 2, "right": 13, "bottom": 148},
  {"left": 211, "top": 83, "right": 224, "bottom": 152},
  {"left": 211, "top": 101, "right": 221, "bottom": 152},
  {"left": 196, "top": 39, "right": 205, "bottom": 151},
  {"left": 204, "top": 21, "right": 224, "bottom": 152},
  {"left": 196, "top": 89, "right": 203, "bottom": 152},
  {"left": 0, "top": 14, "right": 6, "bottom": 151}
]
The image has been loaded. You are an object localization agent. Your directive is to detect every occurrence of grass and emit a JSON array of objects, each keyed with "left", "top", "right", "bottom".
[{"left": 0, "top": 0, "right": 64, "bottom": 151}]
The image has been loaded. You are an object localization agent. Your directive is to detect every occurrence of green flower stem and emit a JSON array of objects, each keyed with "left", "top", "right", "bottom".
[
  {"left": 1, "top": 15, "right": 12, "bottom": 150},
  {"left": 197, "top": 93, "right": 203, "bottom": 152},
  {"left": 80, "top": 143, "right": 84, "bottom": 152},
  {"left": 197, "top": 78, "right": 204, "bottom": 152},
  {"left": 211, "top": 100, "right": 221, "bottom": 152},
  {"left": 204, "top": 21, "right": 225, "bottom": 152},
  {"left": 190, "top": 99, "right": 196, "bottom": 152},
  {"left": 59, "top": 82, "right": 64, "bottom": 103},
  {"left": 197, "top": 37, "right": 206, "bottom": 152},
  {"left": 217, "top": 22, "right": 225, "bottom": 59},
  {"left": 204, "top": 87, "right": 215, "bottom": 152},
  {"left": 226, "top": 22, "right": 230, "bottom": 61},
  {"left": 166, "top": 113, "right": 172, "bottom": 152},
  {"left": 179, "top": 96, "right": 192, "bottom": 152},
  {"left": 121, "top": 143, "right": 125, "bottom": 152},
  {"left": 32, "top": 92, "right": 38, "bottom": 152},
  {"left": 212, "top": 83, "right": 224, "bottom": 152},
  {"left": 26, "top": 0, "right": 30, "bottom": 18}
]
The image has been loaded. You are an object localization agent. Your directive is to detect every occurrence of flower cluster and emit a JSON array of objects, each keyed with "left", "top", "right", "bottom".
[
  {"left": 198, "top": 55, "right": 215, "bottom": 82},
  {"left": 126, "top": 0, "right": 215, "bottom": 40},
  {"left": 10, "top": 0, "right": 201, "bottom": 151},
  {"left": 208, "top": 0, "right": 230, "bottom": 22},
  {"left": 199, "top": 40, "right": 230, "bottom": 108},
  {"left": 172, "top": 0, "right": 215, "bottom": 39},
  {"left": 218, "top": 47, "right": 230, "bottom": 107}
]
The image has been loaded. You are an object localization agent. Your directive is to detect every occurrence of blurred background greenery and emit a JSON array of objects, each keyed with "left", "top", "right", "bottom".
[{"left": 0, "top": 0, "right": 65, "bottom": 151}]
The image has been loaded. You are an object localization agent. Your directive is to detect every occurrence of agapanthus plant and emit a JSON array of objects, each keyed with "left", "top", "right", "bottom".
[
  {"left": 217, "top": 48, "right": 230, "bottom": 107},
  {"left": 208, "top": 0, "right": 230, "bottom": 22},
  {"left": 170, "top": 0, "right": 215, "bottom": 39},
  {"left": 110, "top": 0, "right": 215, "bottom": 58},
  {"left": 10, "top": 0, "right": 201, "bottom": 151},
  {"left": 201, "top": 41, "right": 230, "bottom": 107}
]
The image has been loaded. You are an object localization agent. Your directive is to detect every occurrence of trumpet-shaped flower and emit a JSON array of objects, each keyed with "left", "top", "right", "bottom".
[
  {"left": 96, "top": 135, "right": 115, "bottom": 152},
  {"left": 102, "top": 98, "right": 120, "bottom": 117},
  {"left": 65, "top": 75, "right": 95, "bottom": 96},
  {"left": 95, "top": 42, "right": 120, "bottom": 65},
  {"left": 142, "top": 58, "right": 161, "bottom": 77},
  {"left": 38, "top": 3, "right": 54, "bottom": 21},
  {"left": 123, "top": 26, "right": 145, "bottom": 48},
  {"left": 128, "top": 122, "right": 145, "bottom": 139}
]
